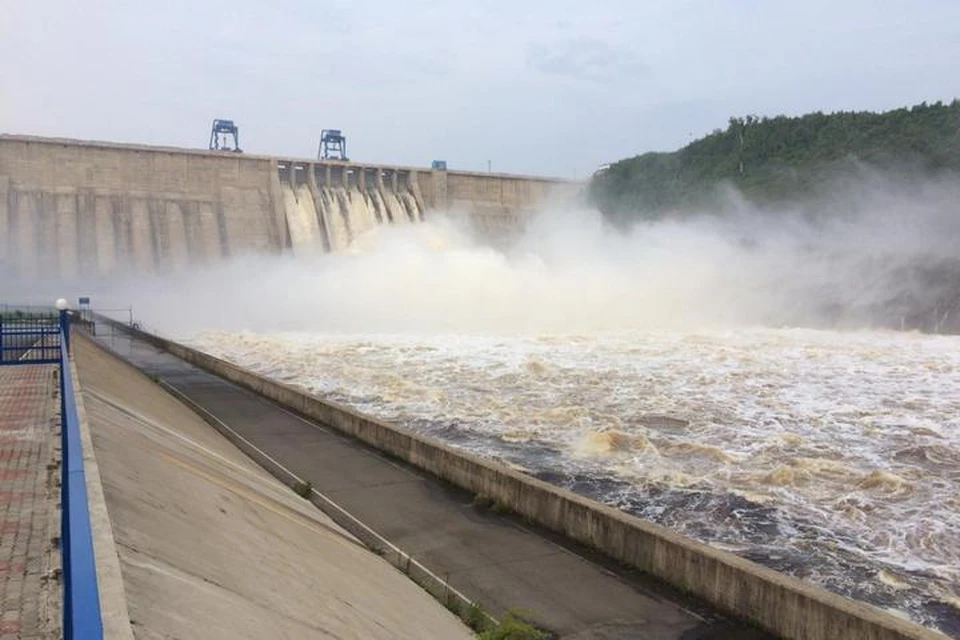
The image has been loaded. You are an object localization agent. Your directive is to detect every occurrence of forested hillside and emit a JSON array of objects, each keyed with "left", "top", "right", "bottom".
[{"left": 590, "top": 101, "right": 960, "bottom": 220}]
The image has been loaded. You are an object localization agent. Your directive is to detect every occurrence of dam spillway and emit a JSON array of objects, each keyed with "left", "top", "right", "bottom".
[
  {"left": 277, "top": 161, "right": 424, "bottom": 256},
  {"left": 0, "top": 135, "right": 574, "bottom": 280}
]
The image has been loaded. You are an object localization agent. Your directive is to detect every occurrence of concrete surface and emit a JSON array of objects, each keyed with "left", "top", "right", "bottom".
[
  {"left": 73, "top": 334, "right": 472, "bottom": 640},
  {"left": 0, "top": 364, "right": 60, "bottom": 639},
  {"left": 89, "top": 323, "right": 774, "bottom": 640},
  {"left": 0, "top": 134, "right": 575, "bottom": 279},
  {"left": 0, "top": 135, "right": 286, "bottom": 279},
  {"left": 68, "top": 352, "right": 134, "bottom": 640},
  {"left": 96, "top": 319, "right": 952, "bottom": 640}
]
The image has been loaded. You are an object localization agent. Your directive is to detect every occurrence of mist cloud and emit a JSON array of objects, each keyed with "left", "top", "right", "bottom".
[{"left": 41, "top": 170, "right": 957, "bottom": 338}]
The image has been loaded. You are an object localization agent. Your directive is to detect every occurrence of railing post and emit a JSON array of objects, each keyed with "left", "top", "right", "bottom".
[
  {"left": 59, "top": 309, "right": 70, "bottom": 354},
  {"left": 58, "top": 310, "right": 69, "bottom": 635}
]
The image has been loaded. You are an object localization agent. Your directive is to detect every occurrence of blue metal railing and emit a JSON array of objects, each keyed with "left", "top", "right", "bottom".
[
  {"left": 58, "top": 313, "right": 104, "bottom": 639},
  {"left": 0, "top": 307, "right": 104, "bottom": 636}
]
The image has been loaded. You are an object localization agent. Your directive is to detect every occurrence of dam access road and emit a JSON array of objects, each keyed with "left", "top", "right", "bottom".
[{"left": 87, "top": 321, "right": 770, "bottom": 640}]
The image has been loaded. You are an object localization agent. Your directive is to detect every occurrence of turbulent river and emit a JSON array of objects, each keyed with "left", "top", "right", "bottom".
[
  {"left": 101, "top": 195, "right": 960, "bottom": 637},
  {"left": 190, "top": 326, "right": 960, "bottom": 635}
]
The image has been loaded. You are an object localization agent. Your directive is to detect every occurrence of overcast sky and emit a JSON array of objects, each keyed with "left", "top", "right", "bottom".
[{"left": 2, "top": 1, "right": 959, "bottom": 177}]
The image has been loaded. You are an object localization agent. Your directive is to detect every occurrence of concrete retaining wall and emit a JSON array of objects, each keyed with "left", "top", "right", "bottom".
[
  {"left": 96, "top": 319, "right": 945, "bottom": 640},
  {"left": 134, "top": 358, "right": 486, "bottom": 626}
]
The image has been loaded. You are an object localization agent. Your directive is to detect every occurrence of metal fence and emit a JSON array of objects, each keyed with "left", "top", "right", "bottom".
[
  {"left": 0, "top": 307, "right": 104, "bottom": 638},
  {"left": 0, "top": 309, "right": 61, "bottom": 365}
]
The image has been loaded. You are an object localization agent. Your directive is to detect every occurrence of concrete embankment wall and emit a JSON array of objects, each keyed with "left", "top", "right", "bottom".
[
  {"left": 72, "top": 332, "right": 473, "bottom": 639},
  {"left": 103, "top": 319, "right": 944, "bottom": 640},
  {"left": 0, "top": 135, "right": 574, "bottom": 279}
]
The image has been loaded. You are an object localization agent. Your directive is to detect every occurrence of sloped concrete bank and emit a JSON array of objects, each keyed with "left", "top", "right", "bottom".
[
  {"left": 72, "top": 331, "right": 472, "bottom": 639},
  {"left": 97, "top": 317, "right": 945, "bottom": 640}
]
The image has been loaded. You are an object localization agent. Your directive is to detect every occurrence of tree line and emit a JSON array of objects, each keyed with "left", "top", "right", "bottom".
[{"left": 589, "top": 100, "right": 960, "bottom": 221}]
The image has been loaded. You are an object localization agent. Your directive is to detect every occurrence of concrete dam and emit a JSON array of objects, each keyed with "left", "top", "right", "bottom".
[{"left": 0, "top": 135, "right": 575, "bottom": 279}]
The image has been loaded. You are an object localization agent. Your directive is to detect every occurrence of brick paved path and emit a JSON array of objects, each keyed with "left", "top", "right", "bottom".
[{"left": 0, "top": 365, "right": 59, "bottom": 639}]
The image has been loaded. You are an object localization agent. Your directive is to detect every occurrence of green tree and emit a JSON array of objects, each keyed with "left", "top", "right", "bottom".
[{"left": 589, "top": 100, "right": 960, "bottom": 222}]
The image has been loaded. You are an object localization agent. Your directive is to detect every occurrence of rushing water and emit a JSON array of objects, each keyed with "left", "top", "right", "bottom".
[
  {"left": 277, "top": 181, "right": 423, "bottom": 257},
  {"left": 189, "top": 326, "right": 960, "bottom": 636},
  {"left": 102, "top": 194, "right": 960, "bottom": 637}
]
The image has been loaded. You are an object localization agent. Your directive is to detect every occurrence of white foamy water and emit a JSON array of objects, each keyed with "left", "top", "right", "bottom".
[
  {"left": 191, "top": 326, "right": 960, "bottom": 633},
  {"left": 320, "top": 187, "right": 351, "bottom": 251}
]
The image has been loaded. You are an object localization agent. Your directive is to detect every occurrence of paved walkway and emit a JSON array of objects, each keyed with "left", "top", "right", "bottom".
[
  {"left": 91, "top": 326, "right": 771, "bottom": 640},
  {"left": 0, "top": 365, "right": 59, "bottom": 639}
]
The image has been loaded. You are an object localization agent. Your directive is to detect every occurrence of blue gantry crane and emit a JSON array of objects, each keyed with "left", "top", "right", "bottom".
[
  {"left": 318, "top": 129, "right": 347, "bottom": 160},
  {"left": 209, "top": 119, "right": 241, "bottom": 152}
]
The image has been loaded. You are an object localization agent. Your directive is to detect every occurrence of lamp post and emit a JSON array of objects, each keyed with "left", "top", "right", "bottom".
[{"left": 56, "top": 298, "right": 70, "bottom": 353}]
